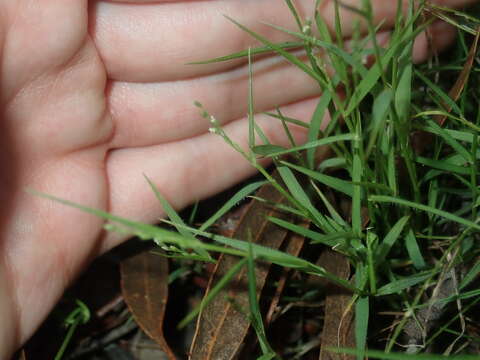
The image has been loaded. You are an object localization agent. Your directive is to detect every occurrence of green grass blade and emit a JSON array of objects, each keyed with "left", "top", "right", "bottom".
[
  {"left": 355, "top": 296, "right": 369, "bottom": 360},
  {"left": 188, "top": 42, "right": 303, "bottom": 64},
  {"left": 199, "top": 181, "right": 267, "bottom": 232},
  {"left": 376, "top": 271, "right": 434, "bottom": 296},
  {"left": 281, "top": 161, "right": 354, "bottom": 197},
  {"left": 387, "top": 146, "right": 398, "bottom": 196},
  {"left": 312, "top": 181, "right": 350, "bottom": 228},
  {"left": 247, "top": 239, "right": 275, "bottom": 356},
  {"left": 352, "top": 125, "right": 363, "bottom": 237},
  {"left": 224, "top": 16, "right": 326, "bottom": 86},
  {"left": 283, "top": 0, "right": 303, "bottom": 29},
  {"left": 370, "top": 195, "right": 480, "bottom": 231},
  {"left": 144, "top": 175, "right": 190, "bottom": 237},
  {"left": 414, "top": 69, "right": 463, "bottom": 116},
  {"left": 366, "top": 88, "right": 393, "bottom": 157},
  {"left": 376, "top": 216, "right": 409, "bottom": 264},
  {"left": 248, "top": 48, "right": 255, "bottom": 148},
  {"left": 405, "top": 229, "right": 426, "bottom": 270},
  {"left": 145, "top": 175, "right": 212, "bottom": 260},
  {"left": 355, "top": 262, "right": 369, "bottom": 359},
  {"left": 422, "top": 119, "right": 472, "bottom": 162},
  {"left": 277, "top": 166, "right": 334, "bottom": 232},
  {"left": 415, "top": 156, "right": 471, "bottom": 175},
  {"left": 345, "top": 21, "right": 425, "bottom": 117},
  {"left": 395, "top": 61, "right": 413, "bottom": 124},
  {"left": 307, "top": 92, "right": 332, "bottom": 169},
  {"left": 257, "top": 133, "right": 357, "bottom": 157},
  {"left": 268, "top": 216, "right": 353, "bottom": 246},
  {"left": 264, "top": 111, "right": 310, "bottom": 128},
  {"left": 262, "top": 22, "right": 367, "bottom": 77}
]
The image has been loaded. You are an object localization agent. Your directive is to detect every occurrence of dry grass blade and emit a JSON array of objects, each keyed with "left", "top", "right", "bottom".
[
  {"left": 120, "top": 251, "right": 176, "bottom": 360},
  {"left": 318, "top": 250, "right": 355, "bottom": 360},
  {"left": 412, "top": 27, "right": 480, "bottom": 155},
  {"left": 189, "top": 172, "right": 291, "bottom": 360},
  {"left": 436, "top": 26, "right": 480, "bottom": 126}
]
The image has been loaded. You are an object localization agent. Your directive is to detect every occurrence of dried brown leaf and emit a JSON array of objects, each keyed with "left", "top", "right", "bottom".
[
  {"left": 436, "top": 26, "right": 480, "bottom": 126},
  {"left": 318, "top": 250, "right": 354, "bottom": 360},
  {"left": 120, "top": 251, "right": 176, "bottom": 360},
  {"left": 265, "top": 221, "right": 308, "bottom": 326},
  {"left": 189, "top": 174, "right": 291, "bottom": 360}
]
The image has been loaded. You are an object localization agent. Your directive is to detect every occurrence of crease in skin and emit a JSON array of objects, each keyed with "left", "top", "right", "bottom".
[{"left": 107, "top": 50, "right": 318, "bottom": 148}]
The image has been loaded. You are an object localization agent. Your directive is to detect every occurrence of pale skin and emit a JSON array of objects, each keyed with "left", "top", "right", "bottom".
[{"left": 0, "top": 0, "right": 475, "bottom": 358}]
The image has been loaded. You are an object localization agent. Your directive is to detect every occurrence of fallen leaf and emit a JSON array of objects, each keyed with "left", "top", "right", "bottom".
[
  {"left": 318, "top": 249, "right": 355, "bottom": 360},
  {"left": 265, "top": 221, "right": 308, "bottom": 326},
  {"left": 121, "top": 251, "right": 176, "bottom": 360},
  {"left": 189, "top": 173, "right": 292, "bottom": 360}
]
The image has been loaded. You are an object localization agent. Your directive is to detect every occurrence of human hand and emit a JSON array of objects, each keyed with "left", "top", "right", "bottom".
[{"left": 0, "top": 0, "right": 474, "bottom": 357}]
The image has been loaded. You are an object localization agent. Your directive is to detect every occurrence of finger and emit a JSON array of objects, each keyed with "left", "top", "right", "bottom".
[
  {"left": 107, "top": 52, "right": 318, "bottom": 149},
  {"left": 102, "top": 97, "right": 321, "bottom": 251},
  {"left": 90, "top": 0, "right": 317, "bottom": 82},
  {"left": 91, "top": 0, "right": 475, "bottom": 83},
  {"left": 107, "top": 18, "right": 456, "bottom": 149}
]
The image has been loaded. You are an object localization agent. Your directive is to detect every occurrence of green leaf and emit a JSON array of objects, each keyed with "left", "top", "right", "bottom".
[
  {"left": 269, "top": 216, "right": 354, "bottom": 246},
  {"left": 355, "top": 296, "right": 369, "bottom": 360},
  {"left": 387, "top": 146, "right": 398, "bottom": 195},
  {"left": 281, "top": 161, "right": 354, "bottom": 197},
  {"left": 355, "top": 263, "right": 369, "bottom": 360},
  {"left": 224, "top": 16, "right": 326, "bottom": 86},
  {"left": 252, "top": 144, "right": 287, "bottom": 156},
  {"left": 199, "top": 181, "right": 267, "bottom": 232},
  {"left": 259, "top": 133, "right": 357, "bottom": 157},
  {"left": 422, "top": 119, "right": 472, "bottom": 162},
  {"left": 352, "top": 128, "right": 363, "bottom": 237},
  {"left": 415, "top": 69, "right": 463, "bottom": 116},
  {"left": 262, "top": 22, "right": 367, "bottom": 77},
  {"left": 307, "top": 92, "right": 332, "bottom": 169},
  {"left": 366, "top": 88, "right": 393, "bottom": 156},
  {"left": 247, "top": 239, "right": 274, "bottom": 356},
  {"left": 370, "top": 195, "right": 480, "bottom": 231},
  {"left": 395, "top": 63, "right": 413, "bottom": 122},
  {"left": 405, "top": 229, "right": 426, "bottom": 270},
  {"left": 376, "top": 271, "right": 433, "bottom": 296},
  {"left": 416, "top": 156, "right": 471, "bottom": 175},
  {"left": 376, "top": 216, "right": 410, "bottom": 264},
  {"left": 188, "top": 42, "right": 303, "bottom": 64},
  {"left": 145, "top": 175, "right": 212, "bottom": 260},
  {"left": 277, "top": 166, "right": 334, "bottom": 232}
]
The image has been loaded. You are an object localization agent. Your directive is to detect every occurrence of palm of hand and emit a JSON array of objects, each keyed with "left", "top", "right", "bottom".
[
  {"left": 0, "top": 0, "right": 473, "bottom": 356},
  {"left": 0, "top": 1, "right": 320, "bottom": 351}
]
